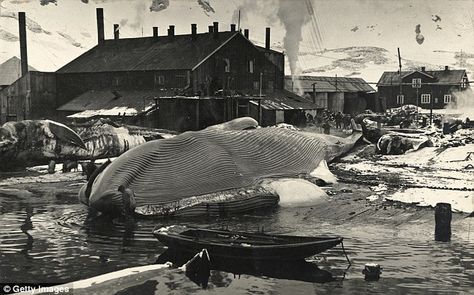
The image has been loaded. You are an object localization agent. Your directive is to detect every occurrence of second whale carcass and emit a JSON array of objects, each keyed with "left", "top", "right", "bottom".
[{"left": 81, "top": 118, "right": 360, "bottom": 217}]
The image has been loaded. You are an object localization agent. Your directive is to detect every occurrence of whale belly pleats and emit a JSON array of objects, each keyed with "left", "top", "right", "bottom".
[{"left": 88, "top": 128, "right": 328, "bottom": 210}]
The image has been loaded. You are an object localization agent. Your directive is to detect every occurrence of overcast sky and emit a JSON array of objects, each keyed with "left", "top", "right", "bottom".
[{"left": 1, "top": 0, "right": 473, "bottom": 79}]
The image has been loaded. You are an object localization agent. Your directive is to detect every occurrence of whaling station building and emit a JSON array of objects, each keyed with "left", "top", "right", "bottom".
[
  {"left": 285, "top": 75, "right": 376, "bottom": 114},
  {"left": 377, "top": 66, "right": 470, "bottom": 110},
  {"left": 0, "top": 9, "right": 318, "bottom": 130}
]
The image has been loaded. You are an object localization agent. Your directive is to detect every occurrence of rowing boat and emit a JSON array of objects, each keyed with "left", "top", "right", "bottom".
[{"left": 153, "top": 228, "right": 343, "bottom": 261}]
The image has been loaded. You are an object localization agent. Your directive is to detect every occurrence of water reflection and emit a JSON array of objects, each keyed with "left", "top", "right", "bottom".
[
  {"left": 19, "top": 205, "right": 34, "bottom": 258},
  {"left": 157, "top": 249, "right": 335, "bottom": 284},
  {"left": 0, "top": 181, "right": 473, "bottom": 293}
]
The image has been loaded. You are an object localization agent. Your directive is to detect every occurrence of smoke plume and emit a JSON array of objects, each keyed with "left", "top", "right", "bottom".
[
  {"left": 278, "top": 0, "right": 311, "bottom": 95},
  {"left": 232, "top": 0, "right": 312, "bottom": 95},
  {"left": 448, "top": 88, "right": 474, "bottom": 119}
]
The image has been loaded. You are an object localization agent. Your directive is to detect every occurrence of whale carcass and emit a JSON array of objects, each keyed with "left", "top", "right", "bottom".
[
  {"left": 0, "top": 120, "right": 86, "bottom": 170},
  {"left": 81, "top": 118, "right": 361, "bottom": 216}
]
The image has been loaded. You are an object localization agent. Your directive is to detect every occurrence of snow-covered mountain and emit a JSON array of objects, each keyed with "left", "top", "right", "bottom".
[{"left": 1, "top": 0, "right": 473, "bottom": 84}]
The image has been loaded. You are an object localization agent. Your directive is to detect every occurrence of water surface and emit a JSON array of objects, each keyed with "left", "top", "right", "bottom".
[{"left": 0, "top": 179, "right": 473, "bottom": 294}]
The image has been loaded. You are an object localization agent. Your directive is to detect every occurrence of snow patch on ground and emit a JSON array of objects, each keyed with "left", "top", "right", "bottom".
[
  {"left": 261, "top": 178, "right": 328, "bottom": 207},
  {"left": 387, "top": 188, "right": 473, "bottom": 213}
]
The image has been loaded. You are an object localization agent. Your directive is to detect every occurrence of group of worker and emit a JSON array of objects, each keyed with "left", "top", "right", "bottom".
[{"left": 306, "top": 110, "right": 354, "bottom": 134}]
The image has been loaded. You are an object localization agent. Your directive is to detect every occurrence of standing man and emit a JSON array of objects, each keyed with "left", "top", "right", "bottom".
[
  {"left": 322, "top": 120, "right": 331, "bottom": 135},
  {"left": 335, "top": 112, "right": 343, "bottom": 129},
  {"left": 118, "top": 185, "right": 136, "bottom": 218}
]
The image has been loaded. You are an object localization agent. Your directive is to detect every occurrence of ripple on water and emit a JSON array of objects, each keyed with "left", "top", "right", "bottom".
[{"left": 0, "top": 188, "right": 474, "bottom": 293}]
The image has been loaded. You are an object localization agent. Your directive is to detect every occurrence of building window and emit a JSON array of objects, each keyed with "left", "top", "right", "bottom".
[
  {"left": 113, "top": 77, "right": 120, "bottom": 87},
  {"left": 248, "top": 59, "right": 254, "bottom": 73},
  {"left": 412, "top": 78, "right": 422, "bottom": 88},
  {"left": 154, "top": 74, "right": 165, "bottom": 86},
  {"left": 461, "top": 77, "right": 468, "bottom": 88},
  {"left": 223, "top": 58, "right": 230, "bottom": 73},
  {"left": 7, "top": 95, "right": 16, "bottom": 116},
  {"left": 253, "top": 81, "right": 259, "bottom": 90},
  {"left": 396, "top": 94, "right": 404, "bottom": 104},
  {"left": 267, "top": 80, "right": 274, "bottom": 92},
  {"left": 421, "top": 94, "right": 431, "bottom": 104},
  {"left": 444, "top": 94, "right": 452, "bottom": 103}
]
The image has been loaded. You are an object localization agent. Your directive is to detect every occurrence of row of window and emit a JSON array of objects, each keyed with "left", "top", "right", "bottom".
[
  {"left": 396, "top": 94, "right": 452, "bottom": 104},
  {"left": 223, "top": 58, "right": 256, "bottom": 73},
  {"left": 412, "top": 78, "right": 468, "bottom": 89}
]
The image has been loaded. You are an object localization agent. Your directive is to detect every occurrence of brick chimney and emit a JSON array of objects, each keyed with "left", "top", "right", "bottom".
[
  {"left": 168, "top": 25, "right": 175, "bottom": 37},
  {"left": 96, "top": 8, "right": 104, "bottom": 44},
  {"left": 191, "top": 23, "right": 197, "bottom": 39},
  {"left": 208, "top": 25, "right": 213, "bottom": 33},
  {"left": 421, "top": 66, "right": 426, "bottom": 72},
  {"left": 213, "top": 22, "right": 219, "bottom": 39},
  {"left": 18, "top": 12, "right": 28, "bottom": 77},
  {"left": 265, "top": 27, "right": 270, "bottom": 50},
  {"left": 153, "top": 27, "right": 158, "bottom": 38},
  {"left": 244, "top": 29, "right": 249, "bottom": 39},
  {"left": 230, "top": 24, "right": 236, "bottom": 32},
  {"left": 113, "top": 24, "right": 119, "bottom": 40},
  {"left": 444, "top": 66, "right": 449, "bottom": 71}
]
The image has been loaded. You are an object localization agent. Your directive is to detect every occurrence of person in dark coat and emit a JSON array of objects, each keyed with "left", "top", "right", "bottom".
[
  {"left": 118, "top": 185, "right": 136, "bottom": 218},
  {"left": 322, "top": 121, "right": 331, "bottom": 134},
  {"left": 335, "top": 112, "right": 343, "bottom": 129}
]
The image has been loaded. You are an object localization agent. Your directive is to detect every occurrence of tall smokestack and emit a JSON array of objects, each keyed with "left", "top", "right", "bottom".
[
  {"left": 114, "top": 24, "right": 119, "bottom": 40},
  {"left": 191, "top": 24, "right": 197, "bottom": 39},
  {"left": 18, "top": 12, "right": 28, "bottom": 77},
  {"left": 168, "top": 25, "right": 175, "bottom": 37},
  {"left": 265, "top": 27, "right": 270, "bottom": 50},
  {"left": 230, "top": 24, "right": 236, "bottom": 32},
  {"left": 153, "top": 27, "right": 158, "bottom": 38},
  {"left": 244, "top": 29, "right": 249, "bottom": 39},
  {"left": 96, "top": 8, "right": 104, "bottom": 44},
  {"left": 213, "top": 22, "right": 219, "bottom": 39}
]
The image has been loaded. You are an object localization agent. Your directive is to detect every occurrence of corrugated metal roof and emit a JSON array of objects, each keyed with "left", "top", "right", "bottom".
[
  {"left": 57, "top": 89, "right": 180, "bottom": 118},
  {"left": 284, "top": 75, "right": 375, "bottom": 93},
  {"left": 377, "top": 69, "right": 467, "bottom": 86},
  {"left": 0, "top": 57, "right": 36, "bottom": 85},
  {"left": 57, "top": 32, "right": 240, "bottom": 73},
  {"left": 249, "top": 89, "right": 319, "bottom": 110}
]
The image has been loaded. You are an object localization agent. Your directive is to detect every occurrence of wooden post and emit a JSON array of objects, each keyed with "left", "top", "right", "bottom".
[
  {"left": 362, "top": 263, "right": 382, "bottom": 281},
  {"left": 258, "top": 99, "right": 262, "bottom": 125},
  {"left": 195, "top": 98, "right": 200, "bottom": 130},
  {"left": 435, "top": 202, "right": 452, "bottom": 242}
]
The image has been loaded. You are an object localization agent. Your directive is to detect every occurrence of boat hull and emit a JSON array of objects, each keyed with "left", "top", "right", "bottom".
[{"left": 154, "top": 229, "right": 343, "bottom": 261}]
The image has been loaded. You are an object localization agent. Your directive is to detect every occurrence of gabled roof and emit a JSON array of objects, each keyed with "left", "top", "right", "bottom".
[
  {"left": 377, "top": 69, "right": 468, "bottom": 86},
  {"left": 0, "top": 56, "right": 36, "bottom": 85},
  {"left": 57, "top": 31, "right": 242, "bottom": 73},
  {"left": 401, "top": 70, "right": 434, "bottom": 79},
  {"left": 284, "top": 75, "right": 375, "bottom": 93}
]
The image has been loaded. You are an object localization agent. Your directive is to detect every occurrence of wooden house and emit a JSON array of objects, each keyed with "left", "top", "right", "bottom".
[
  {"left": 377, "top": 66, "right": 470, "bottom": 110},
  {"left": 285, "top": 75, "right": 376, "bottom": 114}
]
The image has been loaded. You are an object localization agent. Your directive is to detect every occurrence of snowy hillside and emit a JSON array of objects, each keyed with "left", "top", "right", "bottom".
[{"left": 0, "top": 0, "right": 473, "bottom": 83}]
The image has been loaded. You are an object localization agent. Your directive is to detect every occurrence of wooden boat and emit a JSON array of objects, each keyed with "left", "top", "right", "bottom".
[{"left": 153, "top": 228, "right": 343, "bottom": 261}]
